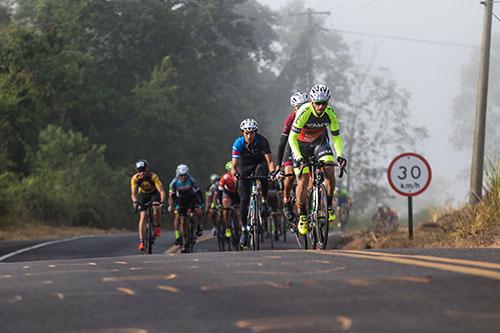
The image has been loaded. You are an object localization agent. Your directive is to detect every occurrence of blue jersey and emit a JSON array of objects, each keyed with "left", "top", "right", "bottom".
[
  {"left": 231, "top": 133, "right": 271, "bottom": 165},
  {"left": 169, "top": 175, "right": 201, "bottom": 200}
]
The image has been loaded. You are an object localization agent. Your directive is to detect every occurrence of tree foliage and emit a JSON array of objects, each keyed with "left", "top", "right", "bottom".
[{"left": 451, "top": 34, "right": 500, "bottom": 161}]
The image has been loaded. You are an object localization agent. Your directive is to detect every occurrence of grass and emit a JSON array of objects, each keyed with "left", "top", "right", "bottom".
[{"left": 343, "top": 164, "right": 500, "bottom": 249}]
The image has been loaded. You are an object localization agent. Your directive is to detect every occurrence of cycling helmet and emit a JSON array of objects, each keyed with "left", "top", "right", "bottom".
[
  {"left": 240, "top": 118, "right": 258, "bottom": 131},
  {"left": 290, "top": 92, "right": 310, "bottom": 107},
  {"left": 176, "top": 164, "right": 189, "bottom": 177},
  {"left": 225, "top": 161, "right": 232, "bottom": 172},
  {"left": 210, "top": 174, "right": 219, "bottom": 182},
  {"left": 309, "top": 84, "right": 331, "bottom": 103},
  {"left": 135, "top": 159, "right": 149, "bottom": 172}
]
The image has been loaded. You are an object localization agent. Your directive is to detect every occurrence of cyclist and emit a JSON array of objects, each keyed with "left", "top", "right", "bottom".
[
  {"left": 168, "top": 164, "right": 205, "bottom": 252},
  {"left": 231, "top": 118, "right": 275, "bottom": 247},
  {"left": 289, "top": 84, "right": 347, "bottom": 236},
  {"left": 335, "top": 185, "right": 351, "bottom": 228},
  {"left": 130, "top": 159, "right": 167, "bottom": 251},
  {"left": 276, "top": 92, "right": 310, "bottom": 223},
  {"left": 214, "top": 161, "right": 241, "bottom": 239},
  {"left": 205, "top": 174, "right": 220, "bottom": 236}
]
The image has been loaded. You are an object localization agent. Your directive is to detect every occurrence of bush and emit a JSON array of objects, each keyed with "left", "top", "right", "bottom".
[{"left": 17, "top": 125, "right": 130, "bottom": 228}]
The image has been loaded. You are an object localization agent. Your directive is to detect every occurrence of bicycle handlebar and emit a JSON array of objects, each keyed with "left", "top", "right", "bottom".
[{"left": 297, "top": 159, "right": 346, "bottom": 179}]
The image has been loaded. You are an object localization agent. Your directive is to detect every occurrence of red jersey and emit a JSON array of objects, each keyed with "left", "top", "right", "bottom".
[
  {"left": 218, "top": 172, "right": 237, "bottom": 193},
  {"left": 281, "top": 110, "right": 297, "bottom": 135}
]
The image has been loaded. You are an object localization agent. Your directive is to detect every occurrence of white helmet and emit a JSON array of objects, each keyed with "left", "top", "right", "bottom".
[
  {"left": 240, "top": 118, "right": 258, "bottom": 131},
  {"left": 290, "top": 92, "right": 309, "bottom": 107},
  {"left": 309, "top": 84, "right": 331, "bottom": 103},
  {"left": 176, "top": 164, "right": 189, "bottom": 177}
]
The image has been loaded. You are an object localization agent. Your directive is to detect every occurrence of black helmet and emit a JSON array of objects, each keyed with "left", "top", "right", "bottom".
[{"left": 135, "top": 159, "right": 149, "bottom": 172}]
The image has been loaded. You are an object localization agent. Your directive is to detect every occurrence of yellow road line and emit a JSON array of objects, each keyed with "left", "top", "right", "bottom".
[
  {"left": 317, "top": 251, "right": 500, "bottom": 281},
  {"left": 342, "top": 250, "right": 500, "bottom": 270}
]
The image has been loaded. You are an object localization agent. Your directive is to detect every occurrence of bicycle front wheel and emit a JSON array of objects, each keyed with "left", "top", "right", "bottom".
[{"left": 315, "top": 185, "right": 329, "bottom": 250}]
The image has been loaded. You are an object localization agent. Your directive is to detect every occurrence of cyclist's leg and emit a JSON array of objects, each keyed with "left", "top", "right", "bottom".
[
  {"left": 255, "top": 162, "right": 270, "bottom": 217},
  {"left": 238, "top": 177, "right": 252, "bottom": 246},
  {"left": 315, "top": 142, "right": 336, "bottom": 221}
]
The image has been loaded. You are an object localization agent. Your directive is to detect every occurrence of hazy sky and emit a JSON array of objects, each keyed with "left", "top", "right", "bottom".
[{"left": 259, "top": 0, "right": 500, "bottom": 207}]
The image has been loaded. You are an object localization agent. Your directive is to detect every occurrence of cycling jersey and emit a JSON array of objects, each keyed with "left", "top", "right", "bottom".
[
  {"left": 232, "top": 133, "right": 271, "bottom": 165},
  {"left": 169, "top": 175, "right": 203, "bottom": 203},
  {"left": 131, "top": 172, "right": 163, "bottom": 194},
  {"left": 218, "top": 172, "right": 237, "bottom": 193},
  {"left": 277, "top": 110, "right": 297, "bottom": 166},
  {"left": 289, "top": 102, "right": 344, "bottom": 160}
]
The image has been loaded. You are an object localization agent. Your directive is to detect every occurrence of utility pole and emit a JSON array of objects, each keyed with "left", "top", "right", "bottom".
[
  {"left": 469, "top": 0, "right": 493, "bottom": 204},
  {"left": 292, "top": 9, "right": 330, "bottom": 87}
]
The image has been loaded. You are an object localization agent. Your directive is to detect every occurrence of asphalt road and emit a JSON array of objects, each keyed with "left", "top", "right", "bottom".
[{"left": 0, "top": 232, "right": 499, "bottom": 333}]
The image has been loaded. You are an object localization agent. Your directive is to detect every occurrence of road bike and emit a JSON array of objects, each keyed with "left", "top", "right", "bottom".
[
  {"left": 238, "top": 173, "right": 271, "bottom": 250},
  {"left": 135, "top": 201, "right": 160, "bottom": 254},
  {"left": 297, "top": 157, "right": 345, "bottom": 250},
  {"left": 216, "top": 204, "right": 240, "bottom": 251},
  {"left": 181, "top": 209, "right": 197, "bottom": 253}
]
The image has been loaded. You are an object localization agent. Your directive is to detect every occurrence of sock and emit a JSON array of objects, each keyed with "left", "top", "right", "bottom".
[
  {"left": 299, "top": 204, "right": 307, "bottom": 215},
  {"left": 327, "top": 196, "right": 334, "bottom": 209},
  {"left": 175, "top": 230, "right": 180, "bottom": 239}
]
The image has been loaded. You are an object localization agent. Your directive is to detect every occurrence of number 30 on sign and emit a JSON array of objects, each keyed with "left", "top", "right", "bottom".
[{"left": 387, "top": 153, "right": 432, "bottom": 196}]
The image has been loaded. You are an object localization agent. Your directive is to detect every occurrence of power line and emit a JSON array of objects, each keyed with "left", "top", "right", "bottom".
[
  {"left": 493, "top": 11, "right": 500, "bottom": 22},
  {"left": 333, "top": 29, "right": 478, "bottom": 49}
]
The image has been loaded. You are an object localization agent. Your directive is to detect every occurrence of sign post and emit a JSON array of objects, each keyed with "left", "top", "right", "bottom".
[{"left": 387, "top": 153, "right": 432, "bottom": 240}]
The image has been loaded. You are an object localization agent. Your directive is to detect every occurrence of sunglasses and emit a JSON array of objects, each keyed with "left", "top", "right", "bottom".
[
  {"left": 314, "top": 101, "right": 328, "bottom": 106},
  {"left": 243, "top": 131, "right": 256, "bottom": 135},
  {"left": 137, "top": 167, "right": 146, "bottom": 172}
]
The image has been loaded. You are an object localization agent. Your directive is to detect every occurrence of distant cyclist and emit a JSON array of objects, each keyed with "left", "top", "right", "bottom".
[
  {"left": 231, "top": 118, "right": 275, "bottom": 247},
  {"left": 214, "top": 161, "right": 241, "bottom": 238},
  {"left": 276, "top": 91, "right": 310, "bottom": 222},
  {"left": 130, "top": 159, "right": 167, "bottom": 251},
  {"left": 205, "top": 174, "right": 220, "bottom": 236},
  {"left": 168, "top": 164, "right": 205, "bottom": 252},
  {"left": 289, "top": 84, "right": 347, "bottom": 236},
  {"left": 335, "top": 185, "right": 351, "bottom": 228}
]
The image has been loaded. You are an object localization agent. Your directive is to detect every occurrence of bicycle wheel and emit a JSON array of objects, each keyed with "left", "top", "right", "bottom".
[
  {"left": 217, "top": 221, "right": 225, "bottom": 251},
  {"left": 315, "top": 185, "right": 329, "bottom": 250},
  {"left": 186, "top": 216, "right": 194, "bottom": 253},
  {"left": 307, "top": 188, "right": 318, "bottom": 249},
  {"left": 145, "top": 209, "right": 154, "bottom": 254}
]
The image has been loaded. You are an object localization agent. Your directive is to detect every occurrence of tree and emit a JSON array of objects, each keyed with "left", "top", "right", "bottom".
[
  {"left": 268, "top": 0, "right": 428, "bottom": 214},
  {"left": 451, "top": 33, "right": 500, "bottom": 161},
  {"left": 342, "top": 44, "right": 428, "bottom": 213}
]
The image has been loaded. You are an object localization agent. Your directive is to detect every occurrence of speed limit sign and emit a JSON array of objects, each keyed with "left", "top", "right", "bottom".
[
  {"left": 388, "top": 153, "right": 432, "bottom": 196},
  {"left": 387, "top": 152, "right": 431, "bottom": 240}
]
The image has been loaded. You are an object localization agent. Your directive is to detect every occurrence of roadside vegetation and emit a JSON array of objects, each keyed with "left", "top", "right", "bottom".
[{"left": 344, "top": 164, "right": 500, "bottom": 249}]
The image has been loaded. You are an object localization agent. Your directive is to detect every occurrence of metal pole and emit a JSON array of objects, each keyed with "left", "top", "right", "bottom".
[
  {"left": 408, "top": 196, "right": 413, "bottom": 240},
  {"left": 469, "top": 0, "right": 493, "bottom": 204}
]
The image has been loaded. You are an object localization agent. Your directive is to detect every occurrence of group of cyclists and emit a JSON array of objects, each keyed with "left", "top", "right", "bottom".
[{"left": 130, "top": 83, "right": 348, "bottom": 252}]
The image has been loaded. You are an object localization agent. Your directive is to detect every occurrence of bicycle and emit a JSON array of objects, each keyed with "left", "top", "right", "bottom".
[
  {"left": 216, "top": 204, "right": 239, "bottom": 251},
  {"left": 296, "top": 157, "right": 345, "bottom": 250},
  {"left": 135, "top": 201, "right": 161, "bottom": 255},
  {"left": 183, "top": 209, "right": 196, "bottom": 253},
  {"left": 238, "top": 173, "right": 271, "bottom": 251}
]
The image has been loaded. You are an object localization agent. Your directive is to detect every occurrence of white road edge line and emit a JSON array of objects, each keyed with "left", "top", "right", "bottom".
[{"left": 0, "top": 236, "right": 94, "bottom": 262}]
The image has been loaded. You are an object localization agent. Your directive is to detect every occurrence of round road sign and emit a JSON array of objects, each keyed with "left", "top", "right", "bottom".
[{"left": 387, "top": 153, "right": 432, "bottom": 196}]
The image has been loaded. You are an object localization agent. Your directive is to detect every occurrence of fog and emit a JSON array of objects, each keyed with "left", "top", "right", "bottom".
[{"left": 259, "top": 0, "right": 500, "bottom": 210}]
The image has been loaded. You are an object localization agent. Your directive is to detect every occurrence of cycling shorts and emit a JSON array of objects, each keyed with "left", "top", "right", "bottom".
[
  {"left": 292, "top": 138, "right": 334, "bottom": 174},
  {"left": 222, "top": 190, "right": 240, "bottom": 205},
  {"left": 282, "top": 144, "right": 293, "bottom": 168},
  {"left": 137, "top": 191, "right": 161, "bottom": 212},
  {"left": 175, "top": 195, "right": 198, "bottom": 216}
]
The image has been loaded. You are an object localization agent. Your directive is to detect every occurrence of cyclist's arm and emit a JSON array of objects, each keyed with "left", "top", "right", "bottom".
[
  {"left": 276, "top": 134, "right": 288, "bottom": 168},
  {"left": 261, "top": 135, "right": 274, "bottom": 173},
  {"left": 231, "top": 157, "right": 239, "bottom": 176},
  {"left": 327, "top": 108, "right": 344, "bottom": 158},
  {"left": 288, "top": 104, "right": 309, "bottom": 160},
  {"left": 168, "top": 179, "right": 176, "bottom": 208},
  {"left": 190, "top": 177, "right": 205, "bottom": 206},
  {"left": 130, "top": 176, "right": 139, "bottom": 203},
  {"left": 152, "top": 173, "right": 166, "bottom": 202}
]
